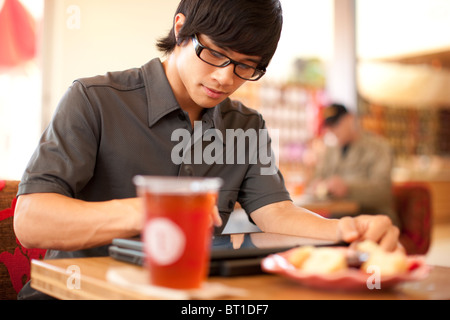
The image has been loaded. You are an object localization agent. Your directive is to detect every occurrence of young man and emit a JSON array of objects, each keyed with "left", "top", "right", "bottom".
[{"left": 14, "top": 0, "right": 400, "bottom": 298}]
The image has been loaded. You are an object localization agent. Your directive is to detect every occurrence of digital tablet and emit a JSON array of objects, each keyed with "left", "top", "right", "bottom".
[{"left": 109, "top": 232, "right": 342, "bottom": 277}]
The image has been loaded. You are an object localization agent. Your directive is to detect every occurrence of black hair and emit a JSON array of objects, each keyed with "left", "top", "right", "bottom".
[
  {"left": 156, "top": 0, "right": 283, "bottom": 69},
  {"left": 323, "top": 104, "right": 349, "bottom": 127}
]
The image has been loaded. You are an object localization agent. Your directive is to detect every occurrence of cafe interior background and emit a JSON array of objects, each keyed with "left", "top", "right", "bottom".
[{"left": 0, "top": 0, "right": 449, "bottom": 266}]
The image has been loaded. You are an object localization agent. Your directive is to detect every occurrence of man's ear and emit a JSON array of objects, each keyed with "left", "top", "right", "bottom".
[{"left": 174, "top": 13, "right": 186, "bottom": 44}]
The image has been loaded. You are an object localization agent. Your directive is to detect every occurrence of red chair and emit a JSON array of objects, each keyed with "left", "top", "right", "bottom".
[
  {"left": 393, "top": 182, "right": 433, "bottom": 255},
  {"left": 0, "top": 180, "right": 46, "bottom": 300}
]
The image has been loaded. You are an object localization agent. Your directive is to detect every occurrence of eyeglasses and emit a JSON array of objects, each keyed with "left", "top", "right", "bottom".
[{"left": 192, "top": 34, "right": 266, "bottom": 81}]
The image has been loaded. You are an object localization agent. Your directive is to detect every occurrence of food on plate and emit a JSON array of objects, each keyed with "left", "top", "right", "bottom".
[
  {"left": 287, "top": 246, "right": 314, "bottom": 268},
  {"left": 361, "top": 250, "right": 408, "bottom": 276},
  {"left": 355, "top": 240, "right": 380, "bottom": 254},
  {"left": 287, "top": 240, "right": 409, "bottom": 276},
  {"left": 357, "top": 240, "right": 408, "bottom": 276},
  {"left": 288, "top": 246, "right": 347, "bottom": 274},
  {"left": 302, "top": 248, "right": 348, "bottom": 274}
]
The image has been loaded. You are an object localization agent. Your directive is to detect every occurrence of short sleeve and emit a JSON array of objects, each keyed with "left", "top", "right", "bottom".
[{"left": 18, "top": 81, "right": 100, "bottom": 198}]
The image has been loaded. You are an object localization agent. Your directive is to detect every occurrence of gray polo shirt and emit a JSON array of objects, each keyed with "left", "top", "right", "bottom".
[{"left": 18, "top": 58, "right": 290, "bottom": 258}]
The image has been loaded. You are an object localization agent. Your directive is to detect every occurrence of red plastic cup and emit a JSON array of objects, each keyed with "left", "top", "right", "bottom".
[{"left": 134, "top": 176, "right": 222, "bottom": 289}]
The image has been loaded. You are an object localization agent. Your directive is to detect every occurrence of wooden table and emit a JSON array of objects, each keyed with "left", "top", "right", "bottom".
[{"left": 31, "top": 257, "right": 450, "bottom": 300}]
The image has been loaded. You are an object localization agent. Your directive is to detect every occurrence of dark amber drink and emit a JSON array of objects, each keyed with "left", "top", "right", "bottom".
[{"left": 134, "top": 176, "right": 222, "bottom": 289}]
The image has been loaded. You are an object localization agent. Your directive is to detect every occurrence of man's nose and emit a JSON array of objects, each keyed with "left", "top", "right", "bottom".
[{"left": 211, "top": 64, "right": 235, "bottom": 86}]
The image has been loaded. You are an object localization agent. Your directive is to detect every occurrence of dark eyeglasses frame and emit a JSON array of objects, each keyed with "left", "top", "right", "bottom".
[{"left": 192, "top": 34, "right": 266, "bottom": 81}]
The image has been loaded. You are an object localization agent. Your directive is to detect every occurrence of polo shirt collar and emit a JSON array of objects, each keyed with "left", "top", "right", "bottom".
[{"left": 141, "top": 58, "right": 180, "bottom": 128}]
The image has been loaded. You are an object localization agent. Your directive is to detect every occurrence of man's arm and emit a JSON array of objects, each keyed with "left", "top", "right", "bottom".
[
  {"left": 14, "top": 193, "right": 143, "bottom": 251},
  {"left": 250, "top": 201, "right": 400, "bottom": 251},
  {"left": 14, "top": 193, "right": 223, "bottom": 251},
  {"left": 250, "top": 201, "right": 340, "bottom": 241}
]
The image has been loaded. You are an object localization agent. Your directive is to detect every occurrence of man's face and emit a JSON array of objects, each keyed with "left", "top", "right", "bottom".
[
  {"left": 172, "top": 33, "right": 262, "bottom": 110},
  {"left": 326, "top": 114, "right": 355, "bottom": 146}
]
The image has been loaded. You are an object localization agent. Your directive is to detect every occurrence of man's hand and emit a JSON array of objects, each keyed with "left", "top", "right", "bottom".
[{"left": 337, "top": 215, "right": 401, "bottom": 252}]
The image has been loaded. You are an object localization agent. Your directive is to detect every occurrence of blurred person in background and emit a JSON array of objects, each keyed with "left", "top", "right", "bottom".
[{"left": 310, "top": 103, "right": 400, "bottom": 227}]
